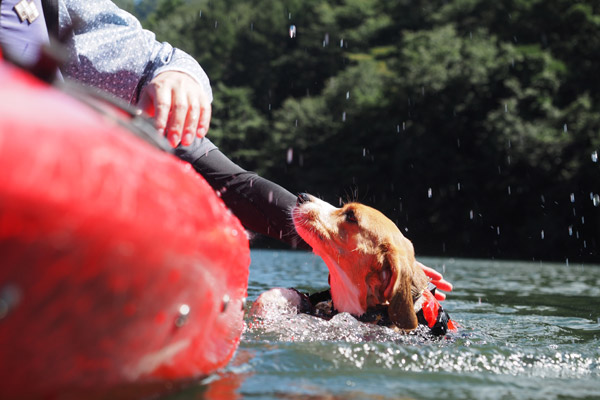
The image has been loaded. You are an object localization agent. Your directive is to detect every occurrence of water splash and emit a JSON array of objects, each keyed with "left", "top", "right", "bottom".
[
  {"left": 248, "top": 306, "right": 439, "bottom": 345},
  {"left": 592, "top": 151, "right": 598, "bottom": 163},
  {"left": 289, "top": 25, "right": 296, "bottom": 38}
]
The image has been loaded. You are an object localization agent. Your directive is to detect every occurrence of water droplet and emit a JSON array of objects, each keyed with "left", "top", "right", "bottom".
[
  {"left": 427, "top": 188, "right": 432, "bottom": 198},
  {"left": 346, "top": 91, "right": 350, "bottom": 100},
  {"left": 541, "top": 230, "right": 545, "bottom": 239},
  {"left": 216, "top": 187, "right": 227, "bottom": 197},
  {"left": 563, "top": 124, "right": 568, "bottom": 133},
  {"left": 469, "top": 210, "right": 474, "bottom": 220},
  {"left": 592, "top": 151, "right": 598, "bottom": 162},
  {"left": 340, "top": 38, "right": 344, "bottom": 47},
  {"left": 497, "top": 226, "right": 501, "bottom": 236},
  {"left": 593, "top": 194, "right": 600, "bottom": 207},
  {"left": 570, "top": 193, "right": 575, "bottom": 203},
  {"left": 457, "top": 182, "right": 461, "bottom": 191},
  {"left": 323, "top": 33, "right": 330, "bottom": 47},
  {"left": 507, "top": 185, "right": 511, "bottom": 195},
  {"left": 286, "top": 148, "right": 293, "bottom": 164},
  {"left": 402, "top": 122, "right": 406, "bottom": 131},
  {"left": 342, "top": 111, "right": 346, "bottom": 121},
  {"left": 568, "top": 226, "right": 573, "bottom": 236},
  {"left": 504, "top": 103, "right": 508, "bottom": 113},
  {"left": 289, "top": 25, "right": 296, "bottom": 38},
  {"left": 268, "top": 191, "right": 274, "bottom": 203}
]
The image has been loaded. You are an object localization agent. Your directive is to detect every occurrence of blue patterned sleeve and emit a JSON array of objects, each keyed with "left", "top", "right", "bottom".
[{"left": 58, "top": 0, "right": 212, "bottom": 104}]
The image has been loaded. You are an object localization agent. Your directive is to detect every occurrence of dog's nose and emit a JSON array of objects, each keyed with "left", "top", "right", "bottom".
[{"left": 297, "top": 193, "right": 311, "bottom": 205}]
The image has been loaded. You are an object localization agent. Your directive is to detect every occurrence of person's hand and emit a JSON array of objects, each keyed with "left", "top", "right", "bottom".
[
  {"left": 417, "top": 261, "right": 453, "bottom": 301},
  {"left": 138, "top": 71, "right": 212, "bottom": 147}
]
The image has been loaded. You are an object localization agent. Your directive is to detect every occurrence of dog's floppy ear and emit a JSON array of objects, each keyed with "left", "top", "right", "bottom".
[{"left": 384, "top": 245, "right": 419, "bottom": 331}]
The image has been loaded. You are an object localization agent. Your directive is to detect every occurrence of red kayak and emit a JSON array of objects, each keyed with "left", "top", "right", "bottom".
[{"left": 0, "top": 60, "right": 250, "bottom": 398}]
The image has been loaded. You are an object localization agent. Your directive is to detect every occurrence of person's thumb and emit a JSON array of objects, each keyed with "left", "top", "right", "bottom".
[{"left": 137, "top": 88, "right": 155, "bottom": 117}]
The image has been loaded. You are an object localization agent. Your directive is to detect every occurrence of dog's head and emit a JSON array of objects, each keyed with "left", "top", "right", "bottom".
[{"left": 292, "top": 193, "right": 428, "bottom": 330}]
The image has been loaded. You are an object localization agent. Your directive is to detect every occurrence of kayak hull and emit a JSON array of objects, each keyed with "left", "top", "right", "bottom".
[{"left": 0, "top": 62, "right": 250, "bottom": 398}]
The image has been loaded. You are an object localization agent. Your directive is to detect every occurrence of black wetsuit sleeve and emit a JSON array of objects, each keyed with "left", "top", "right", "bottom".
[{"left": 176, "top": 144, "right": 309, "bottom": 250}]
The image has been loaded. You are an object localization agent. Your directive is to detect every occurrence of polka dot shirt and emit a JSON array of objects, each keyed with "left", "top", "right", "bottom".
[{"left": 58, "top": 0, "right": 212, "bottom": 104}]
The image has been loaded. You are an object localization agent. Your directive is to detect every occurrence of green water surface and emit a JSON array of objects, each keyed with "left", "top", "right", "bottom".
[{"left": 178, "top": 250, "right": 600, "bottom": 400}]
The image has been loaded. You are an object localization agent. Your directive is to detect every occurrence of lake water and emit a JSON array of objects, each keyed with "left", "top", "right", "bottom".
[{"left": 171, "top": 249, "right": 600, "bottom": 400}]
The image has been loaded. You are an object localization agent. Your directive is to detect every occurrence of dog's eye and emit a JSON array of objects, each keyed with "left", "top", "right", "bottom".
[{"left": 345, "top": 209, "right": 358, "bottom": 224}]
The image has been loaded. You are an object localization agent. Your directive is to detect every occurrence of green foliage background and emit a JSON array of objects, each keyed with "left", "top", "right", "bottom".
[{"left": 118, "top": 0, "right": 600, "bottom": 261}]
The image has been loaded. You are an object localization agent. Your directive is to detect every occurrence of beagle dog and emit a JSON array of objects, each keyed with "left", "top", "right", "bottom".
[{"left": 290, "top": 193, "right": 455, "bottom": 334}]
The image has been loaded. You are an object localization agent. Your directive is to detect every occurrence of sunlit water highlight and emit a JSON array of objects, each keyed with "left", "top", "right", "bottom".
[{"left": 172, "top": 250, "right": 600, "bottom": 400}]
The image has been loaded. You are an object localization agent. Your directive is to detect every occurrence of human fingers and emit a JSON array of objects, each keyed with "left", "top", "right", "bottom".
[
  {"left": 181, "top": 96, "right": 200, "bottom": 145},
  {"left": 417, "top": 261, "right": 453, "bottom": 292},
  {"left": 418, "top": 261, "right": 443, "bottom": 280},
  {"left": 165, "top": 88, "right": 188, "bottom": 147},
  {"left": 152, "top": 82, "right": 172, "bottom": 140},
  {"left": 197, "top": 99, "right": 211, "bottom": 139},
  {"left": 434, "top": 290, "right": 447, "bottom": 301}
]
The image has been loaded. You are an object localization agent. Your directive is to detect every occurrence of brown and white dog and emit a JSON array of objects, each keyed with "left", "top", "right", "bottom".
[{"left": 290, "top": 193, "right": 453, "bottom": 333}]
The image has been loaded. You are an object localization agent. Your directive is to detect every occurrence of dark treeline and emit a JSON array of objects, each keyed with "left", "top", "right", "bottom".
[{"left": 117, "top": 0, "right": 600, "bottom": 262}]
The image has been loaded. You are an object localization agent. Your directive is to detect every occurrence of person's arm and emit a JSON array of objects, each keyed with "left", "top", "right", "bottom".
[{"left": 59, "top": 0, "right": 211, "bottom": 146}]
